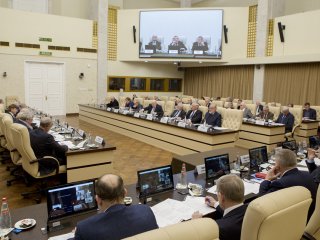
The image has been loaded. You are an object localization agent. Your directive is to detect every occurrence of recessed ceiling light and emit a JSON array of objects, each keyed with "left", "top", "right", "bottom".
[
  {"left": 144, "top": 60, "right": 148, "bottom": 63},
  {"left": 199, "top": 61, "right": 202, "bottom": 64},
  {"left": 173, "top": 62, "right": 178, "bottom": 65}
]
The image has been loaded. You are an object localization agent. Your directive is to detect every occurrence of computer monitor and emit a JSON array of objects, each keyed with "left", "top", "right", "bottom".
[
  {"left": 204, "top": 154, "right": 230, "bottom": 180},
  {"left": 47, "top": 179, "right": 97, "bottom": 222},
  {"left": 282, "top": 140, "right": 297, "bottom": 152},
  {"left": 137, "top": 165, "right": 174, "bottom": 197},
  {"left": 309, "top": 136, "right": 320, "bottom": 149},
  {"left": 249, "top": 146, "right": 268, "bottom": 170}
]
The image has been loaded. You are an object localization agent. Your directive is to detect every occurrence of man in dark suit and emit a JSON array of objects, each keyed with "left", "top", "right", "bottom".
[
  {"left": 16, "top": 110, "right": 35, "bottom": 132},
  {"left": 258, "top": 106, "right": 274, "bottom": 121},
  {"left": 170, "top": 103, "right": 186, "bottom": 119},
  {"left": 147, "top": 35, "right": 161, "bottom": 51},
  {"left": 191, "top": 36, "right": 209, "bottom": 52},
  {"left": 192, "top": 175, "right": 247, "bottom": 240},
  {"left": 255, "top": 100, "right": 263, "bottom": 116},
  {"left": 202, "top": 104, "right": 221, "bottom": 127},
  {"left": 74, "top": 174, "right": 158, "bottom": 240},
  {"left": 186, "top": 103, "right": 202, "bottom": 124},
  {"left": 275, "top": 107, "right": 295, "bottom": 133},
  {"left": 106, "top": 97, "right": 119, "bottom": 109},
  {"left": 259, "top": 149, "right": 317, "bottom": 220},
  {"left": 30, "top": 117, "right": 68, "bottom": 167},
  {"left": 142, "top": 100, "right": 164, "bottom": 118},
  {"left": 168, "top": 35, "right": 187, "bottom": 53},
  {"left": 303, "top": 102, "right": 317, "bottom": 120},
  {"left": 306, "top": 148, "right": 320, "bottom": 184}
]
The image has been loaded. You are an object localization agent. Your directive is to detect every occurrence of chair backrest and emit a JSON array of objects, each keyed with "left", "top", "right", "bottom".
[
  {"left": 212, "top": 100, "right": 224, "bottom": 107},
  {"left": 105, "top": 96, "right": 112, "bottom": 104},
  {"left": 220, "top": 97, "right": 227, "bottom": 102},
  {"left": 10, "top": 123, "right": 38, "bottom": 177},
  {"left": 198, "top": 100, "right": 206, "bottom": 106},
  {"left": 243, "top": 99, "right": 253, "bottom": 104},
  {"left": 169, "top": 97, "right": 177, "bottom": 102},
  {"left": 268, "top": 106, "right": 281, "bottom": 120},
  {"left": 123, "top": 218, "right": 219, "bottom": 240},
  {"left": 181, "top": 98, "right": 191, "bottom": 104},
  {"left": 182, "top": 104, "right": 191, "bottom": 113},
  {"left": 0, "top": 112, "right": 6, "bottom": 136},
  {"left": 305, "top": 184, "right": 320, "bottom": 239},
  {"left": 198, "top": 106, "right": 208, "bottom": 118},
  {"left": 164, "top": 101, "right": 175, "bottom": 116},
  {"left": 159, "top": 96, "right": 168, "bottom": 102},
  {"left": 241, "top": 186, "right": 312, "bottom": 240},
  {"left": 157, "top": 101, "right": 165, "bottom": 109},
  {"left": 216, "top": 107, "right": 226, "bottom": 120},
  {"left": 311, "top": 106, "right": 320, "bottom": 121},
  {"left": 143, "top": 100, "right": 153, "bottom": 108},
  {"left": 246, "top": 103, "right": 257, "bottom": 115},
  {"left": 3, "top": 115, "right": 21, "bottom": 165},
  {"left": 119, "top": 96, "right": 126, "bottom": 107},
  {"left": 0, "top": 103, "right": 4, "bottom": 113},
  {"left": 222, "top": 109, "right": 243, "bottom": 130},
  {"left": 6, "top": 96, "right": 19, "bottom": 107},
  {"left": 135, "top": 98, "right": 144, "bottom": 105},
  {"left": 294, "top": 105, "right": 302, "bottom": 108},
  {"left": 289, "top": 107, "right": 303, "bottom": 127}
]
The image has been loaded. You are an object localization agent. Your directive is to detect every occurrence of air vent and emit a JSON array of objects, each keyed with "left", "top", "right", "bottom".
[
  {"left": 77, "top": 47, "right": 97, "bottom": 53},
  {"left": 48, "top": 45, "right": 70, "bottom": 51},
  {"left": 0, "top": 41, "right": 9, "bottom": 46},
  {"left": 15, "top": 42, "right": 40, "bottom": 49}
]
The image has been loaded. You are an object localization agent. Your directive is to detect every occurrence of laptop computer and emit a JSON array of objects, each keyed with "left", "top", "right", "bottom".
[
  {"left": 282, "top": 140, "right": 297, "bottom": 152},
  {"left": 204, "top": 154, "right": 230, "bottom": 184},
  {"left": 249, "top": 146, "right": 269, "bottom": 173},
  {"left": 47, "top": 179, "right": 98, "bottom": 231},
  {"left": 309, "top": 136, "right": 320, "bottom": 149},
  {"left": 137, "top": 165, "right": 174, "bottom": 198}
]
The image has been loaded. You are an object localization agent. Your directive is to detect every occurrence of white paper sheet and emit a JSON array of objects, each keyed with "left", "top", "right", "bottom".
[
  {"left": 213, "top": 127, "right": 228, "bottom": 130},
  {"left": 298, "top": 158, "right": 320, "bottom": 167},
  {"left": 58, "top": 141, "right": 75, "bottom": 148},
  {"left": 183, "top": 196, "right": 215, "bottom": 216},
  {"left": 207, "top": 180, "right": 260, "bottom": 195},
  {"left": 48, "top": 232, "right": 74, "bottom": 240}
]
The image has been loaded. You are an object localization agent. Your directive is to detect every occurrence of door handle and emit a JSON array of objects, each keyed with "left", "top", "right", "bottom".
[{"left": 45, "top": 96, "right": 47, "bottom": 101}]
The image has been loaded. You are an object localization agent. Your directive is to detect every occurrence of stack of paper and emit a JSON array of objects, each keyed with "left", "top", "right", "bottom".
[
  {"left": 207, "top": 180, "right": 260, "bottom": 196},
  {"left": 58, "top": 141, "right": 75, "bottom": 149},
  {"left": 151, "top": 197, "right": 215, "bottom": 228}
]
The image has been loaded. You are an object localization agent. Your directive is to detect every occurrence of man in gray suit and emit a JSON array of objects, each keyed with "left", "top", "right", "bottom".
[
  {"left": 239, "top": 102, "right": 253, "bottom": 119},
  {"left": 258, "top": 106, "right": 274, "bottom": 121}
]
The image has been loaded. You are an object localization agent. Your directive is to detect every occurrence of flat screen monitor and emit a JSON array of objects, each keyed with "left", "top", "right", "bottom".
[
  {"left": 205, "top": 154, "right": 230, "bottom": 180},
  {"left": 47, "top": 179, "right": 97, "bottom": 221},
  {"left": 309, "top": 136, "right": 320, "bottom": 149},
  {"left": 249, "top": 146, "right": 268, "bottom": 170},
  {"left": 282, "top": 140, "right": 297, "bottom": 152},
  {"left": 139, "top": 10, "right": 223, "bottom": 59},
  {"left": 137, "top": 165, "right": 174, "bottom": 197}
]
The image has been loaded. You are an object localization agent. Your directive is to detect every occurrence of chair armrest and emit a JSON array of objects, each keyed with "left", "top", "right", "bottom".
[
  {"left": 302, "top": 232, "right": 317, "bottom": 240},
  {"left": 30, "top": 156, "right": 60, "bottom": 175},
  {"left": 10, "top": 149, "right": 18, "bottom": 153}
]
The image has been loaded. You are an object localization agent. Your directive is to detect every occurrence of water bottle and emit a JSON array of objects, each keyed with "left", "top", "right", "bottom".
[
  {"left": 302, "top": 140, "right": 307, "bottom": 152},
  {"left": 298, "top": 141, "right": 303, "bottom": 153},
  {"left": 180, "top": 163, "right": 187, "bottom": 189},
  {"left": 234, "top": 154, "right": 240, "bottom": 170},
  {"left": 0, "top": 197, "right": 12, "bottom": 236}
]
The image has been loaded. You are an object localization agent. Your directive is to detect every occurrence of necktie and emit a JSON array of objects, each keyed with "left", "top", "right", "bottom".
[
  {"left": 190, "top": 111, "right": 195, "bottom": 119},
  {"left": 174, "top": 110, "right": 180, "bottom": 117},
  {"left": 281, "top": 115, "right": 286, "bottom": 123}
]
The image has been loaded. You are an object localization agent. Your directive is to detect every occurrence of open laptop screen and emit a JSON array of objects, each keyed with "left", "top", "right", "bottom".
[
  {"left": 137, "top": 165, "right": 174, "bottom": 197},
  {"left": 47, "top": 179, "right": 97, "bottom": 221},
  {"left": 205, "top": 154, "right": 230, "bottom": 180},
  {"left": 249, "top": 146, "right": 268, "bottom": 169}
]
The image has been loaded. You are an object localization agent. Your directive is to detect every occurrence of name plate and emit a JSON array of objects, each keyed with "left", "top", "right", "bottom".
[
  {"left": 95, "top": 136, "right": 104, "bottom": 144},
  {"left": 113, "top": 109, "right": 119, "bottom": 113},
  {"left": 194, "top": 50, "right": 204, "bottom": 55},
  {"left": 178, "top": 122, "right": 186, "bottom": 128},
  {"left": 169, "top": 50, "right": 178, "bottom": 54},
  {"left": 122, "top": 110, "right": 129, "bottom": 115},
  {"left": 107, "top": 107, "right": 111, "bottom": 111},
  {"left": 195, "top": 164, "right": 206, "bottom": 175},
  {"left": 240, "top": 154, "right": 250, "bottom": 164},
  {"left": 255, "top": 120, "right": 265, "bottom": 125},
  {"left": 144, "top": 49, "right": 153, "bottom": 54},
  {"left": 160, "top": 117, "right": 169, "bottom": 124},
  {"left": 197, "top": 125, "right": 209, "bottom": 132},
  {"left": 146, "top": 114, "right": 153, "bottom": 120},
  {"left": 134, "top": 113, "right": 140, "bottom": 118},
  {"left": 78, "top": 129, "right": 84, "bottom": 137}
]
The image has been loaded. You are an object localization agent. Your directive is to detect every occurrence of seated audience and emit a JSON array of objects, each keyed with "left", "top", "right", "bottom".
[
  {"left": 106, "top": 97, "right": 119, "bottom": 109},
  {"left": 170, "top": 103, "right": 186, "bottom": 119},
  {"left": 186, "top": 103, "right": 202, "bottom": 124},
  {"left": 74, "top": 174, "right": 158, "bottom": 240},
  {"left": 259, "top": 149, "right": 317, "bottom": 220},
  {"left": 255, "top": 100, "right": 263, "bottom": 116},
  {"left": 258, "top": 106, "right": 274, "bottom": 121},
  {"left": 237, "top": 99, "right": 242, "bottom": 110},
  {"left": 153, "top": 96, "right": 160, "bottom": 101},
  {"left": 275, "top": 106, "right": 294, "bottom": 133},
  {"left": 132, "top": 94, "right": 137, "bottom": 100},
  {"left": 15, "top": 110, "right": 35, "bottom": 131},
  {"left": 131, "top": 99, "right": 143, "bottom": 111},
  {"left": 216, "top": 97, "right": 221, "bottom": 100},
  {"left": 174, "top": 98, "right": 182, "bottom": 106},
  {"left": 6, "top": 104, "right": 19, "bottom": 120},
  {"left": 191, "top": 36, "right": 209, "bottom": 52},
  {"left": 30, "top": 117, "right": 68, "bottom": 168},
  {"left": 124, "top": 97, "right": 134, "bottom": 108},
  {"left": 306, "top": 148, "right": 320, "bottom": 184},
  {"left": 205, "top": 98, "right": 211, "bottom": 108},
  {"left": 142, "top": 100, "right": 164, "bottom": 117},
  {"left": 239, "top": 102, "right": 253, "bottom": 119},
  {"left": 192, "top": 175, "right": 247, "bottom": 240},
  {"left": 225, "top": 102, "right": 234, "bottom": 109},
  {"left": 303, "top": 102, "right": 316, "bottom": 120},
  {"left": 202, "top": 104, "right": 221, "bottom": 127},
  {"left": 187, "top": 99, "right": 192, "bottom": 105},
  {"left": 287, "top": 103, "right": 294, "bottom": 108}
]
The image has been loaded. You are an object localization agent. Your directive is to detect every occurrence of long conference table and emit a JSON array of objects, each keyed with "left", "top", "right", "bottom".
[{"left": 78, "top": 104, "right": 238, "bottom": 156}]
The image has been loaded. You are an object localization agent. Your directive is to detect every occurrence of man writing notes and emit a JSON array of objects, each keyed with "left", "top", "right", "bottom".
[
  {"left": 170, "top": 103, "right": 186, "bottom": 119},
  {"left": 192, "top": 175, "right": 247, "bottom": 240},
  {"left": 202, "top": 104, "right": 221, "bottom": 127},
  {"left": 74, "top": 174, "right": 158, "bottom": 240},
  {"left": 142, "top": 100, "right": 164, "bottom": 118},
  {"left": 186, "top": 103, "right": 202, "bottom": 124}
]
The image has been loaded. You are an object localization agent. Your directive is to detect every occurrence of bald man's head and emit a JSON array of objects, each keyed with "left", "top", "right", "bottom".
[{"left": 95, "top": 174, "right": 125, "bottom": 203}]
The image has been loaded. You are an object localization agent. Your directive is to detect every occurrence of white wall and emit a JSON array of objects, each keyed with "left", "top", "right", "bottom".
[{"left": 117, "top": 7, "right": 249, "bottom": 63}]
